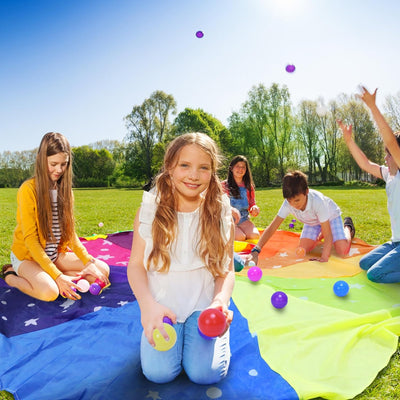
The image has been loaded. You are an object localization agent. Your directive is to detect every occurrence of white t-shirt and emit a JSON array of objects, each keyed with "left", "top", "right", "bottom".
[
  {"left": 277, "top": 189, "right": 341, "bottom": 226},
  {"left": 381, "top": 166, "right": 400, "bottom": 241},
  {"left": 138, "top": 190, "right": 232, "bottom": 322}
]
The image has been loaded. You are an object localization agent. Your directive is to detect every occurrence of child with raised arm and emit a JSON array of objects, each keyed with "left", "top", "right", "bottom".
[
  {"left": 222, "top": 155, "right": 260, "bottom": 241},
  {"left": 250, "top": 170, "right": 354, "bottom": 264},
  {"left": 1, "top": 132, "right": 110, "bottom": 301},
  {"left": 336, "top": 87, "right": 400, "bottom": 283},
  {"left": 127, "top": 132, "right": 235, "bottom": 384}
]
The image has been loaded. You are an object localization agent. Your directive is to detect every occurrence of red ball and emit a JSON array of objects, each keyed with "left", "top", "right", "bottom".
[
  {"left": 95, "top": 278, "right": 106, "bottom": 288},
  {"left": 198, "top": 308, "right": 227, "bottom": 338}
]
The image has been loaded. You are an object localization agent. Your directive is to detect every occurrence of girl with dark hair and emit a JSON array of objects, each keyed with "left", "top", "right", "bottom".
[{"left": 222, "top": 155, "right": 260, "bottom": 241}]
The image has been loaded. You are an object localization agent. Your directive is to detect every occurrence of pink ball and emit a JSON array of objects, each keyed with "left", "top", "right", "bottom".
[
  {"left": 76, "top": 279, "right": 90, "bottom": 293},
  {"left": 247, "top": 266, "right": 262, "bottom": 282}
]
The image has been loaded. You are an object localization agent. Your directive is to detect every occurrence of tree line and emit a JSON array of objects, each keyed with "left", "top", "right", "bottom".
[{"left": 1, "top": 83, "right": 400, "bottom": 189}]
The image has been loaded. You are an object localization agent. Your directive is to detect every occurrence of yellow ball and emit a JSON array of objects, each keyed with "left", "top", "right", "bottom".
[{"left": 153, "top": 323, "right": 177, "bottom": 351}]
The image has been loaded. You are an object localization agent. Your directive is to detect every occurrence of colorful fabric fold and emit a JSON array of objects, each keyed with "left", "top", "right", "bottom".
[{"left": 233, "top": 278, "right": 400, "bottom": 400}]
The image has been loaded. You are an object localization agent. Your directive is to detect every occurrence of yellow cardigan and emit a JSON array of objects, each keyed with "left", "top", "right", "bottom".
[{"left": 11, "top": 178, "right": 92, "bottom": 281}]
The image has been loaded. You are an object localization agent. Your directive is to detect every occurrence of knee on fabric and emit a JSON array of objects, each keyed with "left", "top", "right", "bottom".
[
  {"left": 366, "top": 269, "right": 383, "bottom": 283},
  {"left": 184, "top": 361, "right": 228, "bottom": 385},
  {"left": 359, "top": 254, "right": 374, "bottom": 271},
  {"left": 142, "top": 363, "right": 182, "bottom": 384},
  {"left": 38, "top": 286, "right": 60, "bottom": 302}
]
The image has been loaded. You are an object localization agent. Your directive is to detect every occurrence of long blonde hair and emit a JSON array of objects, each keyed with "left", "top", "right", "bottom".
[
  {"left": 34, "top": 132, "right": 75, "bottom": 243},
  {"left": 148, "top": 132, "right": 228, "bottom": 277}
]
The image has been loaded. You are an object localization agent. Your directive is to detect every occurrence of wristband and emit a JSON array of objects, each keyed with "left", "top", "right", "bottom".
[{"left": 251, "top": 245, "right": 261, "bottom": 254}]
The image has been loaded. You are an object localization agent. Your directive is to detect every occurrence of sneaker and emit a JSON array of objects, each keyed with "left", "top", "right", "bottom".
[{"left": 343, "top": 217, "right": 355, "bottom": 239}]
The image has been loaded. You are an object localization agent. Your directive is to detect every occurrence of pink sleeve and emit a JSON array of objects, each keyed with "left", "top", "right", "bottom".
[{"left": 248, "top": 186, "right": 256, "bottom": 208}]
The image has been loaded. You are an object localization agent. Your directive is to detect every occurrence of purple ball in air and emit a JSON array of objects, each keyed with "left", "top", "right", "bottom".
[
  {"left": 285, "top": 64, "right": 296, "bottom": 73},
  {"left": 271, "top": 291, "right": 288, "bottom": 309},
  {"left": 196, "top": 30, "right": 204, "bottom": 38},
  {"left": 89, "top": 282, "right": 102, "bottom": 295}
]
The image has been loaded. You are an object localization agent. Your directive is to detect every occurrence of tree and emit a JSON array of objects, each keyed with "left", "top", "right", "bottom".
[
  {"left": 72, "top": 146, "right": 115, "bottom": 187},
  {"left": 384, "top": 92, "right": 400, "bottom": 131},
  {"left": 296, "top": 100, "right": 320, "bottom": 182},
  {"left": 0, "top": 150, "right": 35, "bottom": 187},
  {"left": 173, "top": 108, "right": 232, "bottom": 156},
  {"left": 336, "top": 95, "right": 384, "bottom": 181},
  {"left": 124, "top": 91, "right": 176, "bottom": 183},
  {"left": 265, "top": 84, "right": 293, "bottom": 178}
]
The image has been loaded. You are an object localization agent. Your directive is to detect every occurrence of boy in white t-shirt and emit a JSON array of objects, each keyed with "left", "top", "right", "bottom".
[{"left": 250, "top": 170, "right": 355, "bottom": 264}]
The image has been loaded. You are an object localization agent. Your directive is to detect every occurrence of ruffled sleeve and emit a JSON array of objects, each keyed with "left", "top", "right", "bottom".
[
  {"left": 138, "top": 191, "right": 157, "bottom": 240},
  {"left": 220, "top": 193, "right": 233, "bottom": 245}
]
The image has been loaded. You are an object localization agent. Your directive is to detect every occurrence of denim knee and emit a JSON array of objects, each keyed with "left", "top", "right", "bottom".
[
  {"left": 140, "top": 331, "right": 183, "bottom": 384},
  {"left": 183, "top": 326, "right": 231, "bottom": 385},
  {"left": 359, "top": 255, "right": 372, "bottom": 271}
]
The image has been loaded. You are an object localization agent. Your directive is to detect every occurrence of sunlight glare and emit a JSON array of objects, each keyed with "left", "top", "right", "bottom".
[{"left": 256, "top": 0, "right": 307, "bottom": 19}]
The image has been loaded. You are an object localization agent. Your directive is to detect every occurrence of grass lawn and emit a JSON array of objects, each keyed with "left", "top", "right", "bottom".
[{"left": 0, "top": 186, "right": 398, "bottom": 400}]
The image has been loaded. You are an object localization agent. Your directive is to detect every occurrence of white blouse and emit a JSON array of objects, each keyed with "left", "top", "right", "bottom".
[{"left": 138, "top": 190, "right": 232, "bottom": 322}]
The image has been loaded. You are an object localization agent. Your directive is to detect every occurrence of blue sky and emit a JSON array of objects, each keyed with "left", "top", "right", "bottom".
[{"left": 1, "top": 0, "right": 399, "bottom": 152}]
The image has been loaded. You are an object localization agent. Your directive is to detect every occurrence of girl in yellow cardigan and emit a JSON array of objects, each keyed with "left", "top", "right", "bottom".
[{"left": 1, "top": 132, "right": 109, "bottom": 301}]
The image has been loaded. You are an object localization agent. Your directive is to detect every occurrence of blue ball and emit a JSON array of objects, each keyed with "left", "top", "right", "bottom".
[{"left": 333, "top": 280, "right": 349, "bottom": 297}]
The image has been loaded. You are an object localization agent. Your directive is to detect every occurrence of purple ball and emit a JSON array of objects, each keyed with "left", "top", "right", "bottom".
[
  {"left": 289, "top": 223, "right": 294, "bottom": 229},
  {"left": 271, "top": 291, "right": 288, "bottom": 309},
  {"left": 196, "top": 30, "right": 204, "bottom": 38},
  {"left": 163, "top": 316, "right": 173, "bottom": 326},
  {"left": 89, "top": 282, "right": 101, "bottom": 295},
  {"left": 247, "top": 266, "right": 262, "bottom": 282},
  {"left": 285, "top": 64, "right": 296, "bottom": 73}
]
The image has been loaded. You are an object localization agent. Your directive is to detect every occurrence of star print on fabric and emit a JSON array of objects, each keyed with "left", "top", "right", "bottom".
[
  {"left": 348, "top": 248, "right": 360, "bottom": 256},
  {"left": 349, "top": 283, "right": 364, "bottom": 289},
  {"left": 118, "top": 301, "right": 129, "bottom": 306},
  {"left": 59, "top": 299, "right": 75, "bottom": 310},
  {"left": 146, "top": 391, "right": 161, "bottom": 400},
  {"left": 279, "top": 252, "right": 288, "bottom": 257},
  {"left": 97, "top": 254, "right": 115, "bottom": 261},
  {"left": 24, "top": 318, "right": 39, "bottom": 326}
]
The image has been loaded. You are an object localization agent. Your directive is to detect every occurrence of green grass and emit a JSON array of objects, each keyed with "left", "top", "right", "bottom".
[{"left": 0, "top": 186, "right": 398, "bottom": 399}]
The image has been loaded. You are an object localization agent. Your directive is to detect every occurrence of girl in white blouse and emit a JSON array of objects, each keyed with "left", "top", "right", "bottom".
[{"left": 127, "top": 132, "right": 235, "bottom": 384}]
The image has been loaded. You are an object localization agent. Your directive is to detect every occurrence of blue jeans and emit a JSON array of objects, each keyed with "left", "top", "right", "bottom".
[
  {"left": 140, "top": 311, "right": 230, "bottom": 384},
  {"left": 359, "top": 241, "right": 400, "bottom": 283}
]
